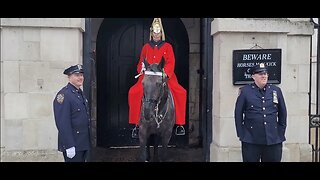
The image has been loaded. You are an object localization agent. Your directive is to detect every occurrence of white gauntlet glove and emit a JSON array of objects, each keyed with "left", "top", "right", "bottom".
[
  {"left": 141, "top": 62, "right": 146, "bottom": 72},
  {"left": 66, "top": 146, "right": 76, "bottom": 159},
  {"left": 135, "top": 62, "right": 146, "bottom": 79}
]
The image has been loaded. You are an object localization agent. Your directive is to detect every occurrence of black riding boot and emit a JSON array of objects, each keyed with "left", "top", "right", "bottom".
[
  {"left": 131, "top": 125, "right": 139, "bottom": 138},
  {"left": 175, "top": 125, "right": 185, "bottom": 135}
]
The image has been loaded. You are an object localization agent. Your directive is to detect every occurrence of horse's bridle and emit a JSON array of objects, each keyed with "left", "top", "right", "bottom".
[{"left": 142, "top": 71, "right": 169, "bottom": 128}]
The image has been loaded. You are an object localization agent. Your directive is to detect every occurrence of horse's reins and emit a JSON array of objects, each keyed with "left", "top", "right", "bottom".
[{"left": 154, "top": 81, "right": 169, "bottom": 128}]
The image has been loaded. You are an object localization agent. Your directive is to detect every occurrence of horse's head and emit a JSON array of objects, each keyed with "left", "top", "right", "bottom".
[{"left": 141, "top": 58, "right": 168, "bottom": 120}]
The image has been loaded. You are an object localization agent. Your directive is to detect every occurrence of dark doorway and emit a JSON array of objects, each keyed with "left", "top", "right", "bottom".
[{"left": 96, "top": 18, "right": 189, "bottom": 147}]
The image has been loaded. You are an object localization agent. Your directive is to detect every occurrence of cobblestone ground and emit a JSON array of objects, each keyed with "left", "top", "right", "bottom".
[{"left": 90, "top": 146, "right": 203, "bottom": 162}]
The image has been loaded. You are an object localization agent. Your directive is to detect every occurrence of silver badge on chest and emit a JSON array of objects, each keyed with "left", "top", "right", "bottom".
[{"left": 273, "top": 90, "right": 278, "bottom": 104}]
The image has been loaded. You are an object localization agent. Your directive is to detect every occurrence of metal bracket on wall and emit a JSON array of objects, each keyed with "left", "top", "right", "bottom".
[
  {"left": 310, "top": 114, "right": 320, "bottom": 128},
  {"left": 250, "top": 43, "right": 264, "bottom": 49}
]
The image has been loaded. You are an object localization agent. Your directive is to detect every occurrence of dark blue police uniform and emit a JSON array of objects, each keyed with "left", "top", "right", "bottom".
[
  {"left": 234, "top": 64, "right": 287, "bottom": 162},
  {"left": 53, "top": 65, "right": 91, "bottom": 162}
]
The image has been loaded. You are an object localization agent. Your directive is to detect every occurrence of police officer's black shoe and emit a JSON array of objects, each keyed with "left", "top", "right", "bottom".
[
  {"left": 175, "top": 125, "right": 185, "bottom": 136},
  {"left": 131, "top": 125, "right": 139, "bottom": 139}
]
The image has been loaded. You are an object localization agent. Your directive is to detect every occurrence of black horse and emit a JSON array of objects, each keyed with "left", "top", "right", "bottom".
[{"left": 137, "top": 59, "right": 175, "bottom": 162}]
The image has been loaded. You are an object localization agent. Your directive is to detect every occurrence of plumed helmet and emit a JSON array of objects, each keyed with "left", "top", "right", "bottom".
[{"left": 149, "top": 18, "right": 165, "bottom": 41}]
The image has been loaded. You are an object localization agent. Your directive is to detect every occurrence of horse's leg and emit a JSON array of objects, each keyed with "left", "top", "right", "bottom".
[
  {"left": 146, "top": 137, "right": 151, "bottom": 162},
  {"left": 153, "top": 135, "right": 160, "bottom": 162},
  {"left": 138, "top": 125, "right": 148, "bottom": 162},
  {"left": 159, "top": 132, "right": 172, "bottom": 162}
]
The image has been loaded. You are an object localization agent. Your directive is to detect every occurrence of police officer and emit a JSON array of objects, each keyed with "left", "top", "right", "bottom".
[
  {"left": 234, "top": 63, "right": 287, "bottom": 162},
  {"left": 53, "top": 64, "right": 91, "bottom": 162}
]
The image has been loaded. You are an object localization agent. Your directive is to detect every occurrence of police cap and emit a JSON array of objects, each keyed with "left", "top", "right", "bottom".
[
  {"left": 63, "top": 64, "right": 84, "bottom": 75},
  {"left": 251, "top": 63, "right": 268, "bottom": 75}
]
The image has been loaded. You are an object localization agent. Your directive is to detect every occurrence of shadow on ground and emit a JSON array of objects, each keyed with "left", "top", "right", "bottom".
[{"left": 90, "top": 146, "right": 204, "bottom": 162}]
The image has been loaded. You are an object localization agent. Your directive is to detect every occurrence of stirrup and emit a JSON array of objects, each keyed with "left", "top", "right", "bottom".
[
  {"left": 131, "top": 126, "right": 139, "bottom": 139},
  {"left": 175, "top": 126, "right": 185, "bottom": 136}
]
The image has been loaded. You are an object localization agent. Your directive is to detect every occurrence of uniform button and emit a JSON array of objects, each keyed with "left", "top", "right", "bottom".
[
  {"left": 264, "top": 122, "right": 267, "bottom": 125},
  {"left": 251, "top": 105, "right": 253, "bottom": 108},
  {"left": 78, "top": 109, "right": 80, "bottom": 111},
  {"left": 262, "top": 100, "right": 265, "bottom": 103},
  {"left": 262, "top": 107, "right": 265, "bottom": 110},
  {"left": 76, "top": 131, "right": 80, "bottom": 134},
  {"left": 153, "top": 56, "right": 156, "bottom": 58},
  {"left": 263, "top": 114, "right": 266, "bottom": 117},
  {"left": 78, "top": 96, "right": 80, "bottom": 98},
  {"left": 262, "top": 97, "right": 264, "bottom": 99},
  {"left": 250, "top": 126, "right": 253, "bottom": 129}
]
